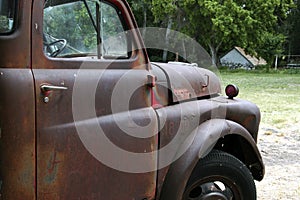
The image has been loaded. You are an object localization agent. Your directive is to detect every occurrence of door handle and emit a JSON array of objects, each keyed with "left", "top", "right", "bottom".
[
  {"left": 41, "top": 84, "right": 68, "bottom": 92},
  {"left": 40, "top": 84, "right": 68, "bottom": 103}
]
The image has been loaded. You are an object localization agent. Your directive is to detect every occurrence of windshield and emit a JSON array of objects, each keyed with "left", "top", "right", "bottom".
[{"left": 43, "top": 0, "right": 128, "bottom": 58}]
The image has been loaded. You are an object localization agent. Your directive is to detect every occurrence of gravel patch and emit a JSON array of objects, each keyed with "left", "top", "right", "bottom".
[{"left": 256, "top": 124, "right": 300, "bottom": 199}]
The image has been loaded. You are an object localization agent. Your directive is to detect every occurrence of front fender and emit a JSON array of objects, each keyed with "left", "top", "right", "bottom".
[{"left": 159, "top": 119, "right": 264, "bottom": 200}]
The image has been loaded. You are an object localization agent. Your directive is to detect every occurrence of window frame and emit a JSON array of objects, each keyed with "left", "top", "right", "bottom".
[
  {"left": 32, "top": 0, "right": 148, "bottom": 71},
  {"left": 42, "top": 0, "right": 132, "bottom": 60}
]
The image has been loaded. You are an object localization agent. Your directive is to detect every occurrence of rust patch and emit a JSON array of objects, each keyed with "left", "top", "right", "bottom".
[{"left": 45, "top": 151, "right": 61, "bottom": 184}]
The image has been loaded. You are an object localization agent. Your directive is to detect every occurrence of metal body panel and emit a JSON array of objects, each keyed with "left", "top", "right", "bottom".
[
  {"left": 155, "top": 97, "right": 264, "bottom": 199},
  {"left": 0, "top": 0, "right": 31, "bottom": 69},
  {"left": 150, "top": 64, "right": 169, "bottom": 107},
  {"left": 32, "top": 69, "right": 157, "bottom": 199},
  {"left": 159, "top": 118, "right": 264, "bottom": 200},
  {"left": 34, "top": 79, "right": 157, "bottom": 199},
  {"left": 0, "top": 69, "right": 36, "bottom": 199},
  {"left": 31, "top": 0, "right": 157, "bottom": 199},
  {"left": 152, "top": 62, "right": 221, "bottom": 102},
  {"left": 0, "top": 1, "right": 35, "bottom": 199}
]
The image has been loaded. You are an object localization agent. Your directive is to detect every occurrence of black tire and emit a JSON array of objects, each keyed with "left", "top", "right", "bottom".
[{"left": 183, "top": 150, "right": 256, "bottom": 200}]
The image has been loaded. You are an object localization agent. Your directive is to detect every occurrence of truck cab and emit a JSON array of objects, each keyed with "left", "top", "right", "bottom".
[{"left": 0, "top": 0, "right": 264, "bottom": 199}]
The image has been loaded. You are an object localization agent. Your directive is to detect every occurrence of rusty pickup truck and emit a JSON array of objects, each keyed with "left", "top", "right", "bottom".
[{"left": 0, "top": 0, "right": 264, "bottom": 199}]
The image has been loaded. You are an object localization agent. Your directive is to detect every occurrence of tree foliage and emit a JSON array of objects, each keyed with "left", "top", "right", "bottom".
[
  {"left": 43, "top": 0, "right": 296, "bottom": 65},
  {"left": 44, "top": 0, "right": 127, "bottom": 56},
  {"left": 0, "top": 15, "right": 9, "bottom": 32},
  {"left": 44, "top": 1, "right": 96, "bottom": 51},
  {"left": 129, "top": 0, "right": 294, "bottom": 66}
]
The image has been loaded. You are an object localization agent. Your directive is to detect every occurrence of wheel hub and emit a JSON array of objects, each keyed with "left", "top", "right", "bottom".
[
  {"left": 185, "top": 182, "right": 233, "bottom": 200},
  {"left": 200, "top": 192, "right": 228, "bottom": 200}
]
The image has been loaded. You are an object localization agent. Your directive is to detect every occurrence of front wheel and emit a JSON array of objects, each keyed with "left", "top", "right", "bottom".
[{"left": 183, "top": 150, "right": 256, "bottom": 200}]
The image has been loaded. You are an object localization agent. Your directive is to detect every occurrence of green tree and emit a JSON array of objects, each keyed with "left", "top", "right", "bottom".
[
  {"left": 127, "top": 0, "right": 155, "bottom": 37},
  {"left": 44, "top": 0, "right": 125, "bottom": 56},
  {"left": 44, "top": 1, "right": 96, "bottom": 52},
  {"left": 0, "top": 15, "right": 9, "bottom": 32},
  {"left": 149, "top": 0, "right": 293, "bottom": 66}
]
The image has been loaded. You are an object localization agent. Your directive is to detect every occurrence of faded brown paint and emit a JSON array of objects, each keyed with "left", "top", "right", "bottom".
[
  {"left": 0, "top": 0, "right": 264, "bottom": 199},
  {"left": 155, "top": 98, "right": 264, "bottom": 199},
  {"left": 0, "top": 0, "right": 31, "bottom": 69},
  {"left": 159, "top": 119, "right": 262, "bottom": 200},
  {"left": 31, "top": 0, "right": 157, "bottom": 199},
  {"left": 0, "top": 1, "right": 36, "bottom": 199},
  {"left": 32, "top": 69, "right": 157, "bottom": 199},
  {"left": 0, "top": 69, "right": 36, "bottom": 199},
  {"left": 152, "top": 62, "right": 221, "bottom": 102}
]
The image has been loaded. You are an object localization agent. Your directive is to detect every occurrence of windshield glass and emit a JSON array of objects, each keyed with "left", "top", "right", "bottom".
[
  {"left": 0, "top": 0, "right": 16, "bottom": 33},
  {"left": 43, "top": 0, "right": 128, "bottom": 58}
]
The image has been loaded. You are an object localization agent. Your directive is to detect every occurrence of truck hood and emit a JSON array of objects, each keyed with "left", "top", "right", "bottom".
[{"left": 151, "top": 62, "right": 221, "bottom": 103}]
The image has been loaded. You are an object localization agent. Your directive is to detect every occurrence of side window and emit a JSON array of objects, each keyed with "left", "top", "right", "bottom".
[
  {"left": 43, "top": 0, "right": 128, "bottom": 59},
  {"left": 0, "top": 0, "right": 16, "bottom": 33}
]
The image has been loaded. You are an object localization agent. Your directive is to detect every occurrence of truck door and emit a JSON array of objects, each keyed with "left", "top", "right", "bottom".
[{"left": 32, "top": 0, "right": 157, "bottom": 199}]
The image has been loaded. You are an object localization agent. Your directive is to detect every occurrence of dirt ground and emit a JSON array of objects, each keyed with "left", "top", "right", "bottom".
[{"left": 256, "top": 123, "right": 300, "bottom": 199}]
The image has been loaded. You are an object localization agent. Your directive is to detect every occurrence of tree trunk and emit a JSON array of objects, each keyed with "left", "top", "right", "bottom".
[
  {"left": 142, "top": 5, "right": 147, "bottom": 38},
  {"left": 181, "top": 39, "right": 186, "bottom": 61},
  {"left": 208, "top": 44, "right": 218, "bottom": 67},
  {"left": 163, "top": 17, "right": 172, "bottom": 62},
  {"left": 208, "top": 41, "right": 222, "bottom": 67}
]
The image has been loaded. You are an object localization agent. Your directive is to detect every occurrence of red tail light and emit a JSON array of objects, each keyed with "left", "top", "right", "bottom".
[{"left": 225, "top": 84, "right": 239, "bottom": 99}]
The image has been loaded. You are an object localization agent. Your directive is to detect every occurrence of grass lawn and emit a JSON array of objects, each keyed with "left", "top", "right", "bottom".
[{"left": 219, "top": 70, "right": 300, "bottom": 130}]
